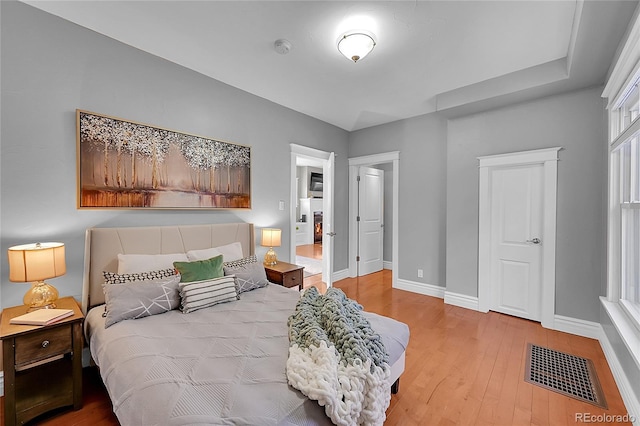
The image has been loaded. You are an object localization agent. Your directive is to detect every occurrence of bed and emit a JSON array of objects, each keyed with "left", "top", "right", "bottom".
[{"left": 82, "top": 223, "right": 409, "bottom": 425}]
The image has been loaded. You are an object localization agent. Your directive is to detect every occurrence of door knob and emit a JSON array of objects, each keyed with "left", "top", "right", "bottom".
[
  {"left": 526, "top": 238, "right": 541, "bottom": 244},
  {"left": 326, "top": 232, "right": 336, "bottom": 237}
]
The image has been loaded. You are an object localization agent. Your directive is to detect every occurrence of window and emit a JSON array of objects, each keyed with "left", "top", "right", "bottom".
[
  {"left": 615, "top": 135, "right": 640, "bottom": 326},
  {"left": 601, "top": 12, "right": 640, "bottom": 367},
  {"left": 613, "top": 81, "right": 639, "bottom": 138}
]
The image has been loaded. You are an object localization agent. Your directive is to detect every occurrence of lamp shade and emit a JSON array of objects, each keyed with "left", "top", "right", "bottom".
[
  {"left": 8, "top": 242, "right": 66, "bottom": 282},
  {"left": 261, "top": 228, "right": 282, "bottom": 247},
  {"left": 337, "top": 32, "right": 376, "bottom": 63}
]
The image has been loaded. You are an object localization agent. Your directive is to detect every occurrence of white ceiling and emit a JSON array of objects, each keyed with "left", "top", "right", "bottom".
[{"left": 23, "top": 1, "right": 637, "bottom": 131}]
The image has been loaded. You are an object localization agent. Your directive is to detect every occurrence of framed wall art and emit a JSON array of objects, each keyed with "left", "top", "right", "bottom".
[{"left": 76, "top": 110, "right": 251, "bottom": 209}]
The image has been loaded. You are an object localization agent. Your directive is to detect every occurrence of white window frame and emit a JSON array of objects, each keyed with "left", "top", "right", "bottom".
[
  {"left": 601, "top": 10, "right": 640, "bottom": 373},
  {"left": 612, "top": 138, "right": 640, "bottom": 329}
]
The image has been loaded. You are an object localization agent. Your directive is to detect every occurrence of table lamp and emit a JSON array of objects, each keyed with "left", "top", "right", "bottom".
[
  {"left": 261, "top": 228, "right": 281, "bottom": 266},
  {"left": 8, "top": 242, "right": 66, "bottom": 311}
]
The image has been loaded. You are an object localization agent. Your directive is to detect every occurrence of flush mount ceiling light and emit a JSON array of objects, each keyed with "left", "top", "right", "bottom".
[{"left": 337, "top": 31, "right": 376, "bottom": 63}]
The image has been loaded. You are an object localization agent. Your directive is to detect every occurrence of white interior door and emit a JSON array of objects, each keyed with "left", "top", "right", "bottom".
[
  {"left": 358, "top": 166, "right": 384, "bottom": 276},
  {"left": 489, "top": 164, "right": 543, "bottom": 321}
]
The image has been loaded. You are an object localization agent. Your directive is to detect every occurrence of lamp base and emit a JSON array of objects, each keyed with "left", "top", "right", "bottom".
[
  {"left": 24, "top": 280, "right": 59, "bottom": 311},
  {"left": 263, "top": 247, "right": 278, "bottom": 266}
]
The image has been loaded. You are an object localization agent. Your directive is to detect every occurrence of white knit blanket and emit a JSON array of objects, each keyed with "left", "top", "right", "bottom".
[{"left": 286, "top": 287, "right": 391, "bottom": 426}]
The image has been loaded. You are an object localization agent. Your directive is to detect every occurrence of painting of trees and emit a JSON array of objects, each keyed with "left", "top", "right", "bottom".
[{"left": 77, "top": 110, "right": 251, "bottom": 208}]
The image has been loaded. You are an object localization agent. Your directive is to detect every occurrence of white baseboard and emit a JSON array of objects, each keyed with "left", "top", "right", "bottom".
[
  {"left": 553, "top": 315, "right": 603, "bottom": 340},
  {"left": 547, "top": 314, "right": 639, "bottom": 423},
  {"left": 394, "top": 278, "right": 445, "bottom": 299},
  {"left": 444, "top": 291, "right": 479, "bottom": 311},
  {"left": 383, "top": 261, "right": 392, "bottom": 270},
  {"left": 332, "top": 268, "right": 350, "bottom": 283},
  {"left": 599, "top": 328, "right": 640, "bottom": 425}
]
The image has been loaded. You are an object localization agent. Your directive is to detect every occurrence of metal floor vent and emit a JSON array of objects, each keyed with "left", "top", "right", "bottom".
[{"left": 525, "top": 343, "right": 607, "bottom": 409}]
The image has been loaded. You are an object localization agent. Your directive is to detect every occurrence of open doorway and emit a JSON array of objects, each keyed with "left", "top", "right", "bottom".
[
  {"left": 295, "top": 161, "right": 324, "bottom": 281},
  {"left": 290, "top": 144, "right": 335, "bottom": 288}
]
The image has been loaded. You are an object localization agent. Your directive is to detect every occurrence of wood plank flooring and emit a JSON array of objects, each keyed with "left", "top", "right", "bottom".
[
  {"left": 2, "top": 270, "right": 630, "bottom": 425},
  {"left": 335, "top": 270, "right": 630, "bottom": 426},
  {"left": 296, "top": 243, "right": 322, "bottom": 259},
  {"left": 298, "top": 243, "right": 324, "bottom": 287}
]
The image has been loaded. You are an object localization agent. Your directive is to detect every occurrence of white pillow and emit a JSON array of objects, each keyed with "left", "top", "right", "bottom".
[
  {"left": 186, "top": 242, "right": 244, "bottom": 262},
  {"left": 117, "top": 253, "right": 188, "bottom": 274}
]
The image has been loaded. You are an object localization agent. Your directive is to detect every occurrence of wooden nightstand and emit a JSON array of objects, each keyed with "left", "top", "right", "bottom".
[
  {"left": 0, "top": 296, "right": 84, "bottom": 426},
  {"left": 265, "top": 261, "right": 305, "bottom": 291}
]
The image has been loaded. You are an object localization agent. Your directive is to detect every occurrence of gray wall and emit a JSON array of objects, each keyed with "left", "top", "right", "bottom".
[
  {"left": 0, "top": 1, "right": 349, "bottom": 309},
  {"left": 349, "top": 114, "right": 448, "bottom": 286},
  {"left": 348, "top": 86, "right": 607, "bottom": 323},
  {"left": 447, "top": 87, "right": 607, "bottom": 322}
]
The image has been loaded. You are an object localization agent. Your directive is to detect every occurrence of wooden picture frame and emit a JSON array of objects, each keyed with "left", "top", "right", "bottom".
[{"left": 76, "top": 110, "right": 251, "bottom": 209}]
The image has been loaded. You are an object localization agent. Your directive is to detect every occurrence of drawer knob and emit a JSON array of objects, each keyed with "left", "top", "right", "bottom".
[{"left": 41, "top": 340, "right": 50, "bottom": 348}]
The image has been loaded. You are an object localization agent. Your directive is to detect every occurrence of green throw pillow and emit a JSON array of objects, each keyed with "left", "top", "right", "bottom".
[{"left": 174, "top": 255, "right": 224, "bottom": 283}]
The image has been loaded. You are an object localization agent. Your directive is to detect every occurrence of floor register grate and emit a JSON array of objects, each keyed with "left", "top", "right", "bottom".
[{"left": 525, "top": 343, "right": 607, "bottom": 409}]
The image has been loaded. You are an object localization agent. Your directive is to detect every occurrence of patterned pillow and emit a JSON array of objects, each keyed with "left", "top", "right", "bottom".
[
  {"left": 102, "top": 269, "right": 178, "bottom": 317},
  {"left": 103, "top": 274, "right": 181, "bottom": 328},
  {"left": 223, "top": 254, "right": 258, "bottom": 269},
  {"left": 223, "top": 255, "right": 269, "bottom": 294},
  {"left": 103, "top": 268, "right": 177, "bottom": 285},
  {"left": 179, "top": 275, "right": 239, "bottom": 314}
]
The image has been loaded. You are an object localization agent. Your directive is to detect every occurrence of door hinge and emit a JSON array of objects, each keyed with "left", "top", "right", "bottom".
[
  {"left": 356, "top": 256, "right": 360, "bottom": 262},
  {"left": 357, "top": 175, "right": 361, "bottom": 182},
  {"left": 356, "top": 216, "right": 360, "bottom": 222}
]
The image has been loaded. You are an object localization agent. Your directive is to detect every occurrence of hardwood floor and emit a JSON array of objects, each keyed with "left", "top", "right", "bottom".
[
  {"left": 335, "top": 270, "right": 630, "bottom": 426},
  {"left": 2, "top": 270, "right": 630, "bottom": 425},
  {"left": 303, "top": 271, "right": 325, "bottom": 290},
  {"left": 298, "top": 243, "right": 324, "bottom": 288},
  {"left": 296, "top": 243, "right": 322, "bottom": 259}
]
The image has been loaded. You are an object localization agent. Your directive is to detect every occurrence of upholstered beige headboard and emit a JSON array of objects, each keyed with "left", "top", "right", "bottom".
[{"left": 82, "top": 223, "right": 255, "bottom": 313}]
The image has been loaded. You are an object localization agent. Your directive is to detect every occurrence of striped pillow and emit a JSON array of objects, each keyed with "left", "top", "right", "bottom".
[{"left": 179, "top": 275, "right": 239, "bottom": 313}]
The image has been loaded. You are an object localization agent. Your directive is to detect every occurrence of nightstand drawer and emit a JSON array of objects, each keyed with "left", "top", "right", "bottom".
[
  {"left": 15, "top": 325, "right": 72, "bottom": 366},
  {"left": 283, "top": 269, "right": 303, "bottom": 288}
]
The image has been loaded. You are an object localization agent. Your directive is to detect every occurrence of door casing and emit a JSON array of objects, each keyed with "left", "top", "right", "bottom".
[{"left": 478, "top": 147, "right": 560, "bottom": 329}]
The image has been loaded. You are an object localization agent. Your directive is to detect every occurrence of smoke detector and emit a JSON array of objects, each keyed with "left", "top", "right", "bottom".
[{"left": 274, "top": 39, "right": 292, "bottom": 55}]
